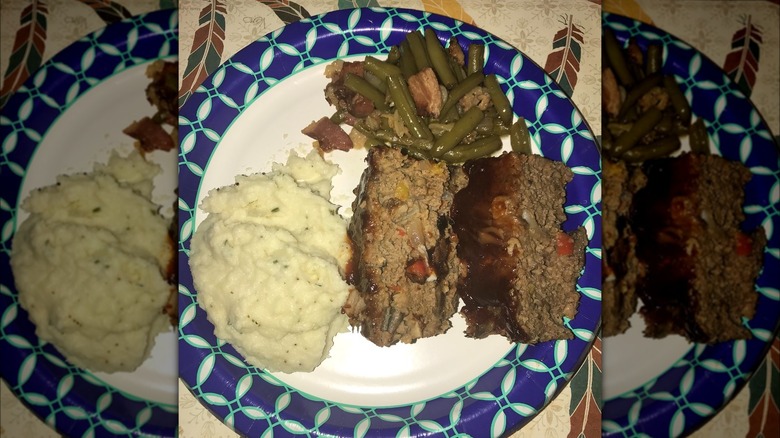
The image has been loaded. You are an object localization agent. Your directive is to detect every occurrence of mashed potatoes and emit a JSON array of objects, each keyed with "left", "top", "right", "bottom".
[
  {"left": 189, "top": 151, "right": 350, "bottom": 373},
  {"left": 10, "top": 150, "right": 174, "bottom": 373}
]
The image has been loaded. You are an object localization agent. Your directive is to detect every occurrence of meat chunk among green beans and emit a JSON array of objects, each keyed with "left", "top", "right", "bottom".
[
  {"left": 407, "top": 67, "right": 443, "bottom": 117},
  {"left": 301, "top": 117, "right": 353, "bottom": 152}
]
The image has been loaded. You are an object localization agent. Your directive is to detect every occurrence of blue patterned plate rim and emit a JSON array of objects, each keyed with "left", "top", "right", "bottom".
[
  {"left": 178, "top": 7, "right": 601, "bottom": 437},
  {"left": 602, "top": 12, "right": 780, "bottom": 438},
  {"left": 0, "top": 9, "right": 178, "bottom": 437}
]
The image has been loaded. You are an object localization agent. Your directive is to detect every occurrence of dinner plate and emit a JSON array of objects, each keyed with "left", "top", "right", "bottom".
[
  {"left": 178, "top": 7, "right": 601, "bottom": 437},
  {"left": 601, "top": 13, "right": 780, "bottom": 438},
  {"left": 0, "top": 9, "right": 178, "bottom": 437}
]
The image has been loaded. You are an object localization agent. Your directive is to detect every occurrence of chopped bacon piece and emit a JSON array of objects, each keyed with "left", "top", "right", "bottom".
[
  {"left": 301, "top": 117, "right": 353, "bottom": 152},
  {"left": 349, "top": 93, "right": 375, "bottom": 118},
  {"left": 123, "top": 116, "right": 175, "bottom": 152},
  {"left": 407, "top": 67, "right": 442, "bottom": 117}
]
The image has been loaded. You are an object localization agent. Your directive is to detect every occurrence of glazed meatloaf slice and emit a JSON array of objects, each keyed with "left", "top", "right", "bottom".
[
  {"left": 631, "top": 153, "right": 766, "bottom": 344},
  {"left": 602, "top": 159, "right": 646, "bottom": 336},
  {"left": 344, "top": 146, "right": 462, "bottom": 347},
  {"left": 451, "top": 152, "right": 587, "bottom": 344}
]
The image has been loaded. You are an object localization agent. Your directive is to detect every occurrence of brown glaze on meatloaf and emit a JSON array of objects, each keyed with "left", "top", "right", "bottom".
[
  {"left": 451, "top": 152, "right": 587, "bottom": 344},
  {"left": 602, "top": 159, "right": 646, "bottom": 336},
  {"left": 631, "top": 153, "right": 766, "bottom": 344},
  {"left": 344, "top": 146, "right": 462, "bottom": 347}
]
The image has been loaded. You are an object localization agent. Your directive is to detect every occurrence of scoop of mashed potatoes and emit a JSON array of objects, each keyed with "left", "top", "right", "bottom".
[
  {"left": 189, "top": 150, "right": 350, "bottom": 373},
  {"left": 11, "top": 150, "right": 173, "bottom": 373}
]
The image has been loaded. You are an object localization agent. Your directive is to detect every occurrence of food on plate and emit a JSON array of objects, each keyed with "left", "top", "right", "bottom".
[
  {"left": 630, "top": 153, "right": 766, "bottom": 343},
  {"left": 343, "top": 146, "right": 463, "bottom": 347},
  {"left": 302, "top": 30, "right": 532, "bottom": 163},
  {"left": 189, "top": 151, "right": 351, "bottom": 373},
  {"left": 10, "top": 150, "right": 175, "bottom": 373},
  {"left": 451, "top": 152, "right": 587, "bottom": 343},
  {"left": 302, "top": 28, "right": 589, "bottom": 348},
  {"left": 600, "top": 28, "right": 765, "bottom": 342},
  {"left": 601, "top": 158, "right": 645, "bottom": 336},
  {"left": 123, "top": 60, "right": 178, "bottom": 153},
  {"left": 299, "top": 28, "right": 590, "bottom": 349},
  {"left": 602, "top": 28, "right": 697, "bottom": 162}
]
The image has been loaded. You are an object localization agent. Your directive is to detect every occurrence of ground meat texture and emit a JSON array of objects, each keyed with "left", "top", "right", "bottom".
[
  {"left": 451, "top": 152, "right": 587, "bottom": 344},
  {"left": 602, "top": 159, "right": 646, "bottom": 336},
  {"left": 344, "top": 146, "right": 462, "bottom": 347},
  {"left": 631, "top": 153, "right": 766, "bottom": 344}
]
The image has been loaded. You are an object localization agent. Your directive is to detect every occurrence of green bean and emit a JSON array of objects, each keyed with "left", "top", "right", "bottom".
[
  {"left": 386, "top": 45, "right": 401, "bottom": 63},
  {"left": 429, "top": 122, "right": 454, "bottom": 137},
  {"left": 386, "top": 74, "right": 433, "bottom": 140},
  {"left": 363, "top": 56, "right": 402, "bottom": 83},
  {"left": 621, "top": 135, "right": 681, "bottom": 163},
  {"left": 509, "top": 117, "right": 532, "bottom": 154},
  {"left": 467, "top": 44, "right": 484, "bottom": 76},
  {"left": 449, "top": 57, "right": 466, "bottom": 82},
  {"left": 424, "top": 28, "right": 458, "bottom": 89},
  {"left": 363, "top": 70, "right": 386, "bottom": 93},
  {"left": 439, "top": 104, "right": 460, "bottom": 124},
  {"left": 440, "top": 71, "right": 485, "bottom": 115},
  {"left": 612, "top": 107, "right": 663, "bottom": 157},
  {"left": 604, "top": 28, "right": 634, "bottom": 87},
  {"left": 655, "top": 113, "right": 675, "bottom": 134},
  {"left": 484, "top": 74, "right": 513, "bottom": 125},
  {"left": 401, "top": 145, "right": 433, "bottom": 161},
  {"left": 368, "top": 128, "right": 434, "bottom": 149},
  {"left": 398, "top": 40, "right": 417, "bottom": 79},
  {"left": 688, "top": 118, "right": 710, "bottom": 154},
  {"left": 492, "top": 121, "right": 510, "bottom": 136},
  {"left": 406, "top": 30, "right": 431, "bottom": 72},
  {"left": 617, "top": 73, "right": 662, "bottom": 119},
  {"left": 475, "top": 115, "right": 495, "bottom": 134},
  {"left": 330, "top": 110, "right": 348, "bottom": 124},
  {"left": 344, "top": 73, "right": 390, "bottom": 111},
  {"left": 442, "top": 135, "right": 502, "bottom": 163},
  {"left": 664, "top": 75, "right": 692, "bottom": 126},
  {"left": 432, "top": 106, "right": 484, "bottom": 157},
  {"left": 351, "top": 123, "right": 386, "bottom": 148},
  {"left": 645, "top": 43, "right": 662, "bottom": 75}
]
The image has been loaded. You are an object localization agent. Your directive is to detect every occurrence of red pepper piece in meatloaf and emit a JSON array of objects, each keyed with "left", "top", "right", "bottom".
[
  {"left": 631, "top": 153, "right": 766, "bottom": 344},
  {"left": 344, "top": 146, "right": 463, "bottom": 347},
  {"left": 451, "top": 152, "right": 587, "bottom": 344}
]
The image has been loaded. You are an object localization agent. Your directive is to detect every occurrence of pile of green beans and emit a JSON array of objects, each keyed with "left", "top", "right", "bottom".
[
  {"left": 326, "top": 29, "right": 532, "bottom": 163},
  {"left": 602, "top": 30, "right": 709, "bottom": 163}
]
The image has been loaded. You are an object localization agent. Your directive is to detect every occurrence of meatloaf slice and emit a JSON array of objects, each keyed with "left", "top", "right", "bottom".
[
  {"left": 602, "top": 158, "right": 646, "bottom": 336},
  {"left": 451, "top": 152, "right": 587, "bottom": 344},
  {"left": 344, "top": 146, "right": 462, "bottom": 347},
  {"left": 631, "top": 153, "right": 766, "bottom": 343}
]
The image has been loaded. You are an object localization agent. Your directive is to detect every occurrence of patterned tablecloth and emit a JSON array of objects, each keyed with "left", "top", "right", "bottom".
[{"left": 0, "top": 1, "right": 777, "bottom": 437}]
